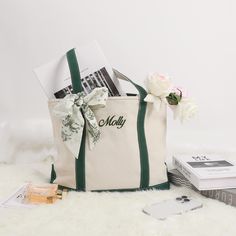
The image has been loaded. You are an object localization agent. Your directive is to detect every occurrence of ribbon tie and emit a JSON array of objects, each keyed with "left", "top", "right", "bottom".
[{"left": 53, "top": 87, "right": 108, "bottom": 158}]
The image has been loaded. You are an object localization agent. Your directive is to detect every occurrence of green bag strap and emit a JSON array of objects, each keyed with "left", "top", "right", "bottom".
[
  {"left": 66, "top": 48, "right": 150, "bottom": 190},
  {"left": 66, "top": 48, "right": 83, "bottom": 93},
  {"left": 66, "top": 48, "right": 86, "bottom": 191},
  {"left": 113, "top": 69, "right": 149, "bottom": 188}
]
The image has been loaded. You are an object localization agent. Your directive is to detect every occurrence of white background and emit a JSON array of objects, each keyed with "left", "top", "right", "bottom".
[{"left": 0, "top": 0, "right": 236, "bottom": 153}]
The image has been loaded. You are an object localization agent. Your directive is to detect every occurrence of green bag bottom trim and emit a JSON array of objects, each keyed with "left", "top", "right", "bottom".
[
  {"left": 92, "top": 181, "right": 170, "bottom": 192},
  {"left": 56, "top": 181, "right": 170, "bottom": 192},
  {"left": 50, "top": 164, "right": 169, "bottom": 192}
]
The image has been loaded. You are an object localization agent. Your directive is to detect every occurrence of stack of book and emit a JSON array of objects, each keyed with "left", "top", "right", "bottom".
[{"left": 170, "top": 155, "right": 236, "bottom": 207}]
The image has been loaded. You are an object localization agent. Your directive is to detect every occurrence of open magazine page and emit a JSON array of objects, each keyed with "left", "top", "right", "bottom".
[{"left": 34, "top": 41, "right": 125, "bottom": 98}]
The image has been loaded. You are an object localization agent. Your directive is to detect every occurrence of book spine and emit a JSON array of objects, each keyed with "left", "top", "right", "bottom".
[
  {"left": 201, "top": 189, "right": 236, "bottom": 207},
  {"left": 173, "top": 157, "right": 199, "bottom": 189},
  {"left": 169, "top": 169, "right": 236, "bottom": 207},
  {"left": 168, "top": 172, "right": 195, "bottom": 189}
]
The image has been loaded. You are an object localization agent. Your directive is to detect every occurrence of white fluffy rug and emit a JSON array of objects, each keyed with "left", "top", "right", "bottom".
[
  {"left": 1, "top": 163, "right": 236, "bottom": 236},
  {"left": 1, "top": 120, "right": 236, "bottom": 236}
]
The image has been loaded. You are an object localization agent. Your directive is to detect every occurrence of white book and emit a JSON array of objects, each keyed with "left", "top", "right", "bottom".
[
  {"left": 34, "top": 41, "right": 124, "bottom": 98},
  {"left": 173, "top": 155, "right": 236, "bottom": 190}
]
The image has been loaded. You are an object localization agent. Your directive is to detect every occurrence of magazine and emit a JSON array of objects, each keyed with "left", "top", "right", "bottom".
[
  {"left": 34, "top": 41, "right": 125, "bottom": 98},
  {"left": 173, "top": 155, "right": 236, "bottom": 190}
]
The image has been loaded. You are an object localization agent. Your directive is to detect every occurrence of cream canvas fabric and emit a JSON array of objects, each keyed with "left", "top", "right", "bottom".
[
  {"left": 47, "top": 48, "right": 168, "bottom": 191},
  {"left": 48, "top": 94, "right": 168, "bottom": 191}
]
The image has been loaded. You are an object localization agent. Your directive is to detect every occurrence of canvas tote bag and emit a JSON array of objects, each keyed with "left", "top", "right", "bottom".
[{"left": 48, "top": 48, "right": 169, "bottom": 191}]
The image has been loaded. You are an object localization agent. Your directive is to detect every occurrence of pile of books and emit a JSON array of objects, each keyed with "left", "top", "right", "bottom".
[{"left": 170, "top": 155, "right": 236, "bottom": 207}]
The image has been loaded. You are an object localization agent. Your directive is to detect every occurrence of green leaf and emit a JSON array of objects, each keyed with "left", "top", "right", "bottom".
[{"left": 166, "top": 92, "right": 182, "bottom": 105}]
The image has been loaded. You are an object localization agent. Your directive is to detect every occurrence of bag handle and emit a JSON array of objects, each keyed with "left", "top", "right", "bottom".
[
  {"left": 66, "top": 48, "right": 83, "bottom": 93},
  {"left": 66, "top": 48, "right": 85, "bottom": 190},
  {"left": 112, "top": 69, "right": 147, "bottom": 99},
  {"left": 66, "top": 48, "right": 150, "bottom": 190},
  {"left": 66, "top": 48, "right": 148, "bottom": 96}
]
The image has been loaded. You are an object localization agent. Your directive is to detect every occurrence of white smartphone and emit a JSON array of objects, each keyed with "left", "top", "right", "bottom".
[{"left": 143, "top": 196, "right": 203, "bottom": 220}]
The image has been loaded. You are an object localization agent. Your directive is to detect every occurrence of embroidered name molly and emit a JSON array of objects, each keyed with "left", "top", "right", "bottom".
[{"left": 98, "top": 115, "right": 126, "bottom": 129}]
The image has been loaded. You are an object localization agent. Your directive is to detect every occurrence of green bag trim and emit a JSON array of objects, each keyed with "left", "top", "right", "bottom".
[
  {"left": 66, "top": 49, "right": 86, "bottom": 191},
  {"left": 120, "top": 77, "right": 149, "bottom": 188},
  {"left": 66, "top": 48, "right": 150, "bottom": 191},
  {"left": 50, "top": 164, "right": 56, "bottom": 183},
  {"left": 92, "top": 181, "right": 170, "bottom": 192},
  {"left": 66, "top": 48, "right": 83, "bottom": 93}
]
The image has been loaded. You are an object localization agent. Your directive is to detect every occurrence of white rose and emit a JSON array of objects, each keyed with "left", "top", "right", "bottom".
[
  {"left": 146, "top": 73, "right": 173, "bottom": 98},
  {"left": 172, "top": 98, "right": 198, "bottom": 122}
]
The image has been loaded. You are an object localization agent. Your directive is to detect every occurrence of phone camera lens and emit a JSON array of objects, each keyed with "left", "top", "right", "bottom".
[{"left": 183, "top": 198, "right": 190, "bottom": 202}]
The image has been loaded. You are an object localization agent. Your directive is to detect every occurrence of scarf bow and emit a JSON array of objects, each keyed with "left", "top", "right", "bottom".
[{"left": 53, "top": 87, "right": 108, "bottom": 158}]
